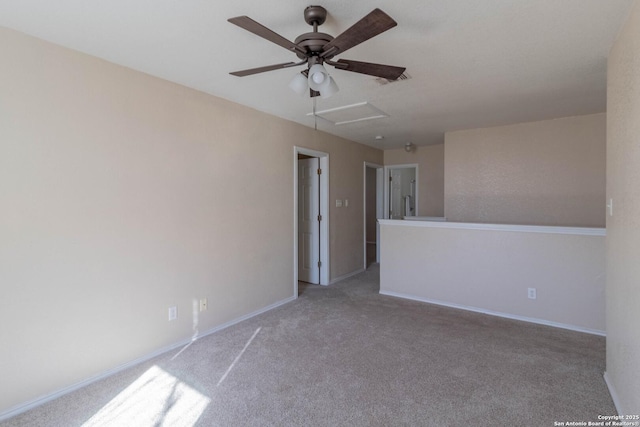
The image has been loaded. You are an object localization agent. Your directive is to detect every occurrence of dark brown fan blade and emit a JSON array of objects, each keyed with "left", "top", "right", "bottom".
[
  {"left": 333, "top": 59, "right": 405, "bottom": 80},
  {"left": 320, "top": 9, "right": 397, "bottom": 58},
  {"left": 228, "top": 16, "right": 306, "bottom": 56},
  {"left": 310, "top": 89, "right": 320, "bottom": 97},
  {"left": 230, "top": 62, "right": 297, "bottom": 77}
]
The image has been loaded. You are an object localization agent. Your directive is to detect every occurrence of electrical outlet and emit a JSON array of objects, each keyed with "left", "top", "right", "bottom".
[
  {"left": 527, "top": 288, "right": 537, "bottom": 300},
  {"left": 168, "top": 306, "right": 177, "bottom": 321},
  {"left": 336, "top": 199, "right": 343, "bottom": 208},
  {"left": 199, "top": 298, "right": 208, "bottom": 312}
]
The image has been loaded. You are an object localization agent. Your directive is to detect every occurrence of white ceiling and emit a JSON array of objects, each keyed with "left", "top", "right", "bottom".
[{"left": 0, "top": 0, "right": 634, "bottom": 149}]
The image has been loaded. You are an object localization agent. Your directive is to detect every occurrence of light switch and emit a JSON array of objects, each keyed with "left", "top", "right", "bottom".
[
  {"left": 344, "top": 199, "right": 349, "bottom": 207},
  {"left": 607, "top": 198, "right": 613, "bottom": 217}
]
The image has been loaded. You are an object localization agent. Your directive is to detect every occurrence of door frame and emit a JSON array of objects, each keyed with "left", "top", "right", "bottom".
[
  {"left": 294, "top": 147, "right": 330, "bottom": 297},
  {"left": 384, "top": 164, "right": 419, "bottom": 219},
  {"left": 363, "top": 162, "right": 384, "bottom": 269}
]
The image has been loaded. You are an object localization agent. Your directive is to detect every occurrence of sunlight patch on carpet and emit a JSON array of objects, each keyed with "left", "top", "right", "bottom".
[
  {"left": 217, "top": 327, "right": 262, "bottom": 386},
  {"left": 82, "top": 365, "right": 210, "bottom": 427}
]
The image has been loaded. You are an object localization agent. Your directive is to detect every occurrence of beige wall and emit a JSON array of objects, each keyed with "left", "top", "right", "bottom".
[
  {"left": 384, "top": 144, "right": 445, "bottom": 217},
  {"left": 380, "top": 221, "right": 606, "bottom": 333},
  {"left": 606, "top": 0, "right": 640, "bottom": 414},
  {"left": 0, "top": 27, "right": 382, "bottom": 415},
  {"left": 444, "top": 114, "right": 606, "bottom": 227}
]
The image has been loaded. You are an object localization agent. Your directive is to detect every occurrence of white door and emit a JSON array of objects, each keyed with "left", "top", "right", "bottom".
[{"left": 298, "top": 158, "right": 320, "bottom": 284}]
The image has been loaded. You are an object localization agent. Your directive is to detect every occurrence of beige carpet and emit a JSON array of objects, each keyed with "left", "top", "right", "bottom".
[{"left": 3, "top": 265, "right": 615, "bottom": 426}]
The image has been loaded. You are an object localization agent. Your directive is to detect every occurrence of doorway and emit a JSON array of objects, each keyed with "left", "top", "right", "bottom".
[
  {"left": 384, "top": 165, "right": 418, "bottom": 219},
  {"left": 294, "top": 147, "right": 329, "bottom": 297},
  {"left": 298, "top": 155, "right": 320, "bottom": 284},
  {"left": 364, "top": 163, "right": 383, "bottom": 269}
]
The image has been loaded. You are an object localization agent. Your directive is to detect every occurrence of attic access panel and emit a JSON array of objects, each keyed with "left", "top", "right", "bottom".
[{"left": 307, "top": 102, "right": 389, "bottom": 125}]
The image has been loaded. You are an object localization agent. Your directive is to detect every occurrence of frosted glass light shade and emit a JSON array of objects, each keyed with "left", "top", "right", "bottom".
[
  {"left": 321, "top": 77, "right": 339, "bottom": 99},
  {"left": 288, "top": 72, "right": 308, "bottom": 96},
  {"left": 308, "top": 64, "right": 330, "bottom": 91}
]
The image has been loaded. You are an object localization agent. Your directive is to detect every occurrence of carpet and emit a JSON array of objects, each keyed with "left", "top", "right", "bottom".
[{"left": 2, "top": 265, "right": 614, "bottom": 426}]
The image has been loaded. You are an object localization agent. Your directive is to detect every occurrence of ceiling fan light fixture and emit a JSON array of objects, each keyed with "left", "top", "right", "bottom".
[
  {"left": 288, "top": 72, "right": 308, "bottom": 96},
  {"left": 321, "top": 77, "right": 339, "bottom": 99},
  {"left": 229, "top": 7, "right": 404, "bottom": 103},
  {"left": 308, "top": 64, "right": 331, "bottom": 91}
]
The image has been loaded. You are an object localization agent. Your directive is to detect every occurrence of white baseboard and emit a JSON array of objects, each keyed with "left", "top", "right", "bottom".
[
  {"left": 603, "top": 371, "right": 625, "bottom": 415},
  {"left": 199, "top": 295, "right": 296, "bottom": 337},
  {"left": 330, "top": 268, "right": 365, "bottom": 285},
  {"left": 0, "top": 295, "right": 296, "bottom": 422},
  {"left": 379, "top": 290, "right": 606, "bottom": 336}
]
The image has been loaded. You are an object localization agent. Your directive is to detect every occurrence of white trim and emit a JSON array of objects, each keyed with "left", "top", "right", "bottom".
[
  {"left": 0, "top": 295, "right": 296, "bottom": 422},
  {"left": 306, "top": 101, "right": 369, "bottom": 115},
  {"left": 329, "top": 268, "right": 365, "bottom": 285},
  {"left": 294, "top": 147, "right": 330, "bottom": 291},
  {"left": 363, "top": 162, "right": 383, "bottom": 270},
  {"left": 332, "top": 115, "right": 387, "bottom": 126},
  {"left": 305, "top": 102, "right": 389, "bottom": 126},
  {"left": 603, "top": 372, "right": 625, "bottom": 415},
  {"left": 378, "top": 219, "right": 606, "bottom": 236},
  {"left": 379, "top": 290, "right": 606, "bottom": 336}
]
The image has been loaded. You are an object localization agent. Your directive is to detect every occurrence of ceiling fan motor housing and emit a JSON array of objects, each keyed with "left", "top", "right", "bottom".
[{"left": 294, "top": 33, "right": 334, "bottom": 59}]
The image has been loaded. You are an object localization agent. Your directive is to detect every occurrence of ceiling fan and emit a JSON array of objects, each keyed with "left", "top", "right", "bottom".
[{"left": 228, "top": 5, "right": 406, "bottom": 98}]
